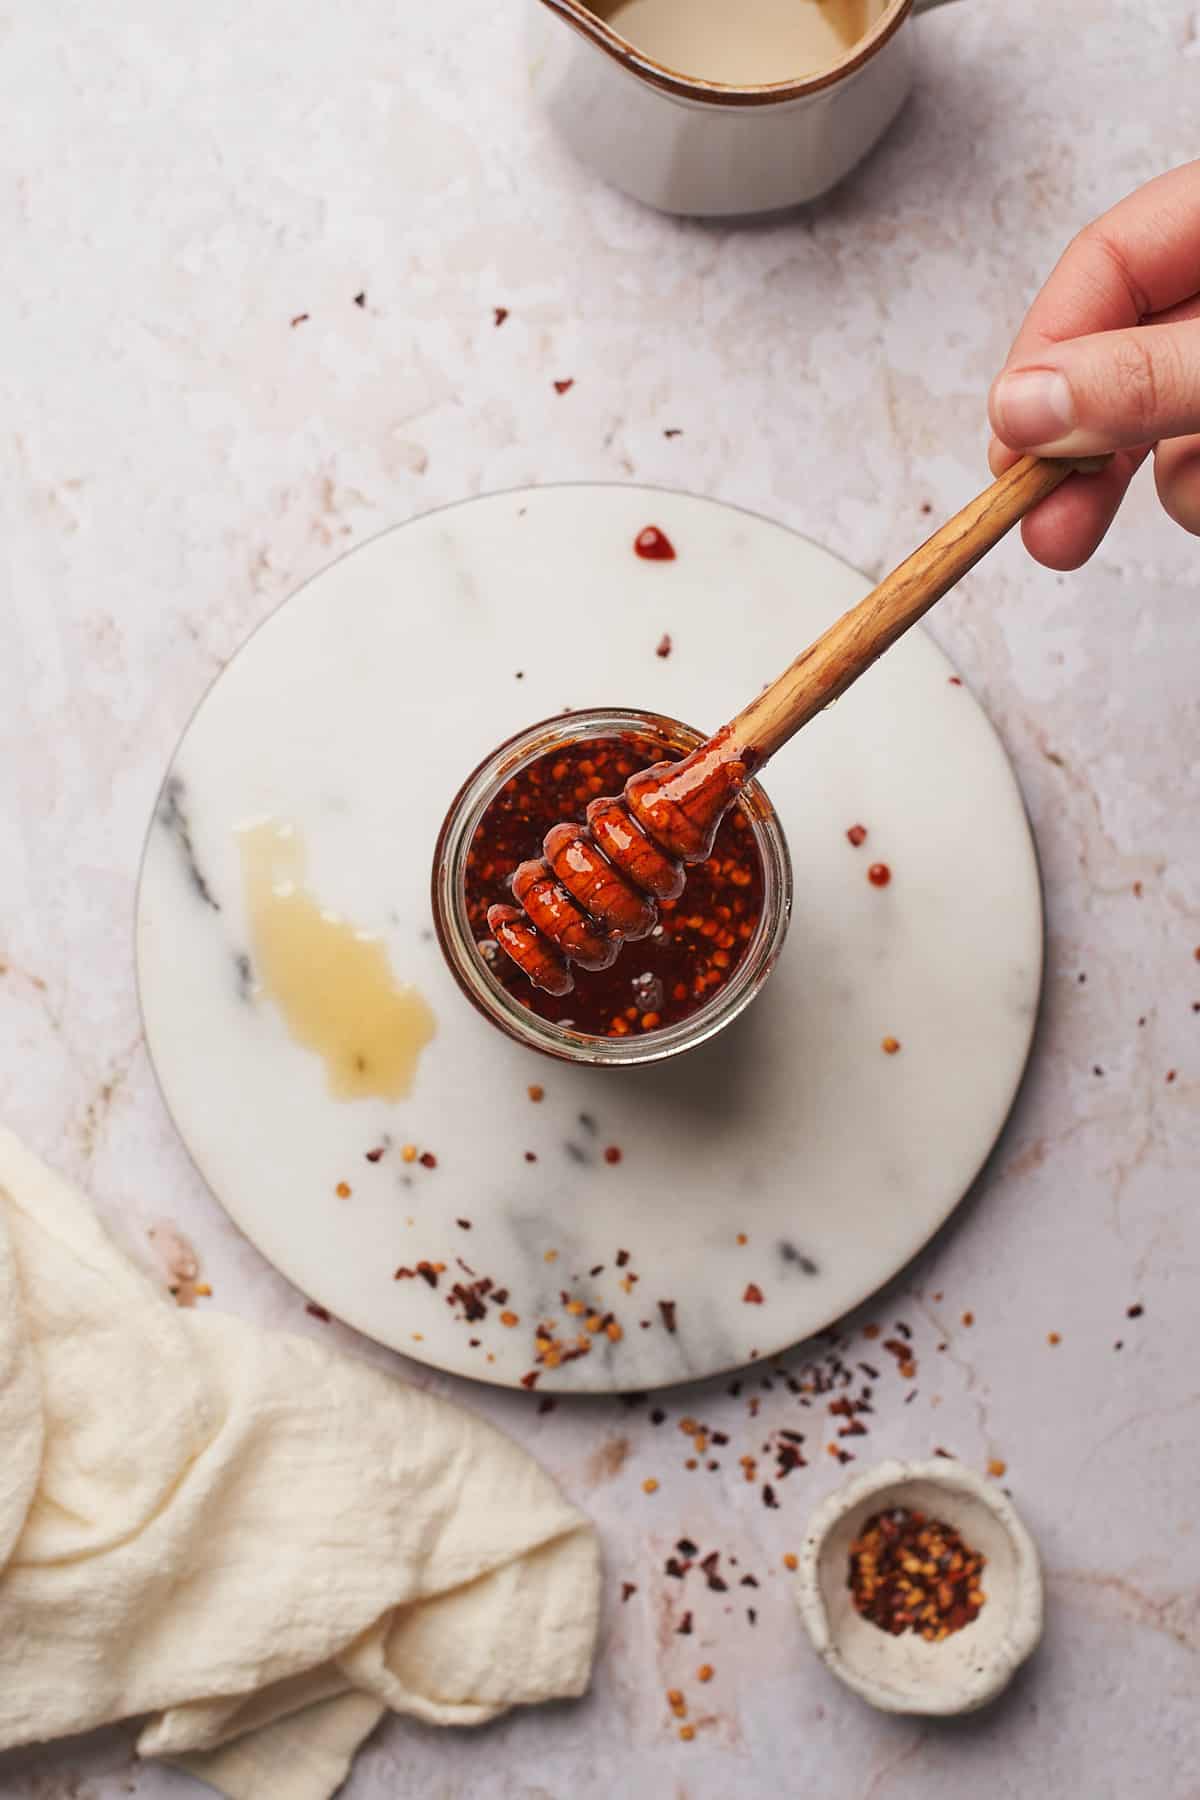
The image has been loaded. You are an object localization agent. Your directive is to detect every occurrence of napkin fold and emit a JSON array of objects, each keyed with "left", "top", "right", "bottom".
[{"left": 0, "top": 1128, "right": 600, "bottom": 1800}]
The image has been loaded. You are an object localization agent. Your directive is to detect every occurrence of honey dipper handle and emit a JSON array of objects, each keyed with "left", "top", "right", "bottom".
[{"left": 728, "top": 455, "right": 1100, "bottom": 765}]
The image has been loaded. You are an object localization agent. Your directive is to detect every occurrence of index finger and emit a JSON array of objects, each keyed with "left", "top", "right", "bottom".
[{"left": 1001, "top": 159, "right": 1200, "bottom": 371}]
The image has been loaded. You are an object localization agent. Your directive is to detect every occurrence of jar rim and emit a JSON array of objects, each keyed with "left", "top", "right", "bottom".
[{"left": 432, "top": 708, "right": 792, "bottom": 1068}]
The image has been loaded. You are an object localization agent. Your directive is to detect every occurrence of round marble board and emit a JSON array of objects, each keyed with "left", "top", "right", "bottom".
[{"left": 137, "top": 485, "right": 1042, "bottom": 1393}]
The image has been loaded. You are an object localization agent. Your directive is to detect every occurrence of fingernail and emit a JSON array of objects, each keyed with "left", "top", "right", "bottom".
[{"left": 993, "top": 369, "right": 1076, "bottom": 447}]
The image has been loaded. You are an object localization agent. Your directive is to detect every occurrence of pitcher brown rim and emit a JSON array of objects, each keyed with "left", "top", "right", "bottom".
[{"left": 537, "top": 0, "right": 914, "bottom": 107}]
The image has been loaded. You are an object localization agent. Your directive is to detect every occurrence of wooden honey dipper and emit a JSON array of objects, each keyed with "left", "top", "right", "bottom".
[{"left": 489, "top": 455, "right": 1102, "bottom": 995}]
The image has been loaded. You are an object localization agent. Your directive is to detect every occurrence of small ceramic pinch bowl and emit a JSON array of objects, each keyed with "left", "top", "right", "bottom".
[{"left": 794, "top": 1458, "right": 1043, "bottom": 1715}]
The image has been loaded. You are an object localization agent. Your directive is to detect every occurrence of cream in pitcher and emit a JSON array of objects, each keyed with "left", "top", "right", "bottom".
[
  {"left": 589, "top": 0, "right": 882, "bottom": 86},
  {"left": 530, "top": 0, "right": 961, "bottom": 216}
]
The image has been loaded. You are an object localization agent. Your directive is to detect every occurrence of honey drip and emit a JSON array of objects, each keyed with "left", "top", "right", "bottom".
[{"left": 237, "top": 819, "right": 434, "bottom": 1099}]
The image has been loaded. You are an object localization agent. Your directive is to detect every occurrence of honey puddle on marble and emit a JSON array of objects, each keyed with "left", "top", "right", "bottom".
[
  {"left": 237, "top": 819, "right": 435, "bottom": 1100},
  {"left": 592, "top": 0, "right": 878, "bottom": 86}
]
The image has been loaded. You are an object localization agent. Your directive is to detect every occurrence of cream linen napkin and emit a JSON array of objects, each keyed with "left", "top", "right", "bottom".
[{"left": 0, "top": 1127, "right": 601, "bottom": 1800}]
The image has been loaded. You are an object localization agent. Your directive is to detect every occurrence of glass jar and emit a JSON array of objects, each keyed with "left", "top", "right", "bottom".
[{"left": 432, "top": 707, "right": 792, "bottom": 1068}]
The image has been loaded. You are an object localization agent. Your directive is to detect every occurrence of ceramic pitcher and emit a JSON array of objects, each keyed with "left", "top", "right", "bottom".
[{"left": 530, "top": 0, "right": 962, "bottom": 216}]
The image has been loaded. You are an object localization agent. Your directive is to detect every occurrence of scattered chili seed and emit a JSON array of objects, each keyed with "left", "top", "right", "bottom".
[
  {"left": 881, "top": 1036, "right": 901, "bottom": 1055},
  {"left": 500, "top": 1310, "right": 519, "bottom": 1327},
  {"left": 1048, "top": 1331, "right": 1061, "bottom": 1345},
  {"left": 868, "top": 863, "right": 891, "bottom": 887},
  {"left": 642, "top": 1477, "right": 659, "bottom": 1494},
  {"left": 401, "top": 1144, "right": 418, "bottom": 1162},
  {"left": 783, "top": 1552, "right": 798, "bottom": 1571},
  {"left": 528, "top": 1085, "right": 544, "bottom": 1102},
  {"left": 846, "top": 824, "right": 867, "bottom": 847},
  {"left": 335, "top": 1181, "right": 351, "bottom": 1198},
  {"left": 635, "top": 525, "right": 676, "bottom": 561},
  {"left": 678, "top": 1725, "right": 695, "bottom": 1742},
  {"left": 697, "top": 1664, "right": 713, "bottom": 1683},
  {"left": 735, "top": 1232, "right": 748, "bottom": 1246},
  {"left": 193, "top": 1282, "right": 212, "bottom": 1297},
  {"left": 961, "top": 1311, "right": 974, "bottom": 1327},
  {"left": 987, "top": 1458, "right": 1007, "bottom": 1478},
  {"left": 666, "top": 1688, "right": 685, "bottom": 1716},
  {"left": 849, "top": 1507, "right": 986, "bottom": 1640}
]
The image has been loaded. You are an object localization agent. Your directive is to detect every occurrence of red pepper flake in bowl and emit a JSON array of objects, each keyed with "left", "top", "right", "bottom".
[
  {"left": 846, "top": 824, "right": 867, "bottom": 848},
  {"left": 655, "top": 633, "right": 673, "bottom": 658},
  {"left": 659, "top": 1299, "right": 678, "bottom": 1333},
  {"left": 848, "top": 1507, "right": 986, "bottom": 1640},
  {"left": 419, "top": 1151, "right": 438, "bottom": 1169},
  {"left": 604, "top": 1145, "right": 623, "bottom": 1165},
  {"left": 528, "top": 1084, "right": 545, "bottom": 1103},
  {"left": 365, "top": 1146, "right": 385, "bottom": 1163},
  {"left": 494, "top": 305, "right": 509, "bottom": 326},
  {"left": 743, "top": 1283, "right": 764, "bottom": 1304},
  {"left": 553, "top": 377, "right": 575, "bottom": 395},
  {"left": 868, "top": 863, "right": 891, "bottom": 888},
  {"left": 634, "top": 525, "right": 676, "bottom": 561},
  {"left": 306, "top": 1302, "right": 331, "bottom": 1322}
]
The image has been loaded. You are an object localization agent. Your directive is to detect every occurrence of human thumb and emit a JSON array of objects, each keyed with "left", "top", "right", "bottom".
[{"left": 989, "top": 318, "right": 1200, "bottom": 455}]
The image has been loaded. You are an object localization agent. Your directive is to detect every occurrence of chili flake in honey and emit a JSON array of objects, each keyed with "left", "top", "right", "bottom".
[
  {"left": 464, "top": 732, "right": 765, "bottom": 1036},
  {"left": 848, "top": 1507, "right": 986, "bottom": 1640}
]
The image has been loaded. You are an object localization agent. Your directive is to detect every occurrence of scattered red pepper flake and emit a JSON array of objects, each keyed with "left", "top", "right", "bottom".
[
  {"left": 290, "top": 312, "right": 309, "bottom": 327},
  {"left": 335, "top": 1181, "right": 351, "bottom": 1198},
  {"left": 620, "top": 1581, "right": 637, "bottom": 1602},
  {"left": 863, "top": 1323, "right": 880, "bottom": 1339},
  {"left": 987, "top": 1457, "right": 1007, "bottom": 1478},
  {"left": 697, "top": 1663, "right": 713, "bottom": 1683},
  {"left": 305, "top": 1302, "right": 331, "bottom": 1322},
  {"left": 868, "top": 863, "right": 891, "bottom": 887},
  {"left": 1047, "top": 1331, "right": 1061, "bottom": 1345},
  {"left": 961, "top": 1311, "right": 974, "bottom": 1327},
  {"left": 604, "top": 1145, "right": 623, "bottom": 1165},
  {"left": 655, "top": 633, "right": 673, "bottom": 658},
  {"left": 676, "top": 1611, "right": 693, "bottom": 1635},
  {"left": 419, "top": 1151, "right": 437, "bottom": 1169},
  {"left": 519, "top": 1370, "right": 540, "bottom": 1389},
  {"left": 678, "top": 1724, "right": 695, "bottom": 1742},
  {"left": 1166, "top": 1069, "right": 1177, "bottom": 1084},
  {"left": 494, "top": 305, "right": 509, "bottom": 326},
  {"left": 634, "top": 525, "right": 676, "bottom": 561},
  {"left": 846, "top": 824, "right": 867, "bottom": 847},
  {"left": 948, "top": 674, "right": 962, "bottom": 685},
  {"left": 500, "top": 1310, "right": 519, "bottom": 1327},
  {"left": 528, "top": 1084, "right": 544, "bottom": 1103},
  {"left": 616, "top": 1248, "right": 631, "bottom": 1267},
  {"left": 659, "top": 1300, "right": 678, "bottom": 1333},
  {"left": 642, "top": 1477, "right": 659, "bottom": 1494},
  {"left": 743, "top": 1283, "right": 764, "bottom": 1305},
  {"left": 1127, "top": 1302, "right": 1144, "bottom": 1318},
  {"left": 365, "top": 1146, "right": 384, "bottom": 1162},
  {"left": 353, "top": 291, "right": 366, "bottom": 308},
  {"left": 783, "top": 1552, "right": 798, "bottom": 1571},
  {"left": 456, "top": 1218, "right": 472, "bottom": 1229},
  {"left": 663, "top": 427, "right": 682, "bottom": 437},
  {"left": 881, "top": 1036, "right": 901, "bottom": 1055},
  {"left": 524, "top": 1150, "right": 538, "bottom": 1163},
  {"left": 553, "top": 378, "right": 575, "bottom": 395}
]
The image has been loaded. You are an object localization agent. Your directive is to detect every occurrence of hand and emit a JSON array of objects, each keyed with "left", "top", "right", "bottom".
[{"left": 987, "top": 159, "right": 1200, "bottom": 569}]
